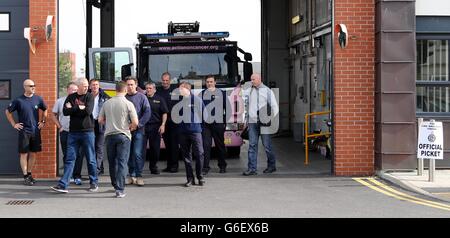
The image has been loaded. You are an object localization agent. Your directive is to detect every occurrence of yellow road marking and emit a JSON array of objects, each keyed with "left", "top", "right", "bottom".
[
  {"left": 353, "top": 178, "right": 450, "bottom": 212},
  {"left": 367, "top": 178, "right": 450, "bottom": 210}
]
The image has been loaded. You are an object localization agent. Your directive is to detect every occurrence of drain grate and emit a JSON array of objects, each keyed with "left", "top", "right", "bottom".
[{"left": 6, "top": 200, "right": 34, "bottom": 205}]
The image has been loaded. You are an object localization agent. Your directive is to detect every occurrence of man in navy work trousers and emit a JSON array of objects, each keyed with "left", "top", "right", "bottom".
[
  {"left": 174, "top": 82, "right": 206, "bottom": 187},
  {"left": 51, "top": 78, "right": 98, "bottom": 193},
  {"left": 145, "top": 82, "right": 168, "bottom": 175},
  {"left": 157, "top": 72, "right": 181, "bottom": 173},
  {"left": 5, "top": 79, "right": 48, "bottom": 186},
  {"left": 201, "top": 75, "right": 227, "bottom": 175}
]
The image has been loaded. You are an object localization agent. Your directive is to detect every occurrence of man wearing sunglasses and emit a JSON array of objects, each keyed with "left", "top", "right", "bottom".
[{"left": 5, "top": 79, "right": 48, "bottom": 186}]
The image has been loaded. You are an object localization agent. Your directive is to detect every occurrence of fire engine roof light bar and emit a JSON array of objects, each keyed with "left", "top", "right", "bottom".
[{"left": 139, "top": 32, "right": 230, "bottom": 40}]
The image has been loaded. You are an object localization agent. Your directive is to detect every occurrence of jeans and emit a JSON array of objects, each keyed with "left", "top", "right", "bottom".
[
  {"left": 106, "top": 134, "right": 131, "bottom": 192},
  {"left": 72, "top": 121, "right": 105, "bottom": 177},
  {"left": 247, "top": 123, "right": 276, "bottom": 172},
  {"left": 59, "top": 131, "right": 69, "bottom": 164},
  {"left": 58, "top": 131, "right": 97, "bottom": 189},
  {"left": 180, "top": 133, "right": 204, "bottom": 182},
  {"left": 128, "top": 130, "right": 145, "bottom": 177},
  {"left": 94, "top": 120, "right": 106, "bottom": 174}
]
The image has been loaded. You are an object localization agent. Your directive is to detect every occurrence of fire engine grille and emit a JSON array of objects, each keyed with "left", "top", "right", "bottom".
[{"left": 6, "top": 200, "right": 34, "bottom": 205}]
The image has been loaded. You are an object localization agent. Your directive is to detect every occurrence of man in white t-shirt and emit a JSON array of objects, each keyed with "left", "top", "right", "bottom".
[{"left": 51, "top": 83, "right": 80, "bottom": 175}]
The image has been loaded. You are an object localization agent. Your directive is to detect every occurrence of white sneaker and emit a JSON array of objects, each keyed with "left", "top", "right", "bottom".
[{"left": 116, "top": 191, "right": 126, "bottom": 198}]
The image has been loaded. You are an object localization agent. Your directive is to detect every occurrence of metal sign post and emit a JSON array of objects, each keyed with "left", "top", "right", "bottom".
[
  {"left": 417, "top": 119, "right": 443, "bottom": 183},
  {"left": 417, "top": 118, "right": 424, "bottom": 176},
  {"left": 429, "top": 158, "right": 436, "bottom": 182}
]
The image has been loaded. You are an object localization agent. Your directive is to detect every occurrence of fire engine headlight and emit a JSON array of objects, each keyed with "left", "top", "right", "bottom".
[{"left": 226, "top": 123, "right": 238, "bottom": 131}]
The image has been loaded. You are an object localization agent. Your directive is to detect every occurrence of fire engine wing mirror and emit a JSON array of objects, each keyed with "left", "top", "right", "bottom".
[
  {"left": 243, "top": 62, "right": 253, "bottom": 82},
  {"left": 121, "top": 63, "right": 134, "bottom": 81},
  {"left": 244, "top": 53, "right": 253, "bottom": 62}
]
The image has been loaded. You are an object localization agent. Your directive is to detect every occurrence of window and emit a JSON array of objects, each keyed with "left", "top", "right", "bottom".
[
  {"left": 416, "top": 39, "right": 450, "bottom": 114},
  {"left": 92, "top": 51, "right": 131, "bottom": 82},
  {"left": 0, "top": 13, "right": 10, "bottom": 32},
  {"left": 0, "top": 80, "right": 11, "bottom": 100}
]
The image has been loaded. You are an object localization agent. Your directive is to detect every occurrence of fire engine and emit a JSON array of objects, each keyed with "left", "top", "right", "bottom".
[{"left": 87, "top": 22, "right": 253, "bottom": 156}]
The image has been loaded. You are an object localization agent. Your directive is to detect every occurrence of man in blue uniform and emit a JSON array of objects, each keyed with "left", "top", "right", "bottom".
[
  {"left": 201, "top": 75, "right": 227, "bottom": 174},
  {"left": 145, "top": 82, "right": 168, "bottom": 175},
  {"left": 175, "top": 82, "right": 206, "bottom": 187},
  {"left": 5, "top": 79, "right": 48, "bottom": 186},
  {"left": 156, "top": 72, "right": 181, "bottom": 173}
]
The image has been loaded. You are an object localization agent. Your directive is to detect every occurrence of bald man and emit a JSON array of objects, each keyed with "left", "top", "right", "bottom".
[
  {"left": 51, "top": 78, "right": 98, "bottom": 194},
  {"left": 243, "top": 73, "right": 279, "bottom": 176},
  {"left": 5, "top": 79, "right": 48, "bottom": 186}
]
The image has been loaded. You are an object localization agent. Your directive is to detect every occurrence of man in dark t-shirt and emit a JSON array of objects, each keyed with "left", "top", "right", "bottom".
[
  {"left": 5, "top": 79, "right": 48, "bottom": 186},
  {"left": 51, "top": 78, "right": 98, "bottom": 194},
  {"left": 156, "top": 72, "right": 181, "bottom": 173},
  {"left": 144, "top": 82, "right": 168, "bottom": 175}
]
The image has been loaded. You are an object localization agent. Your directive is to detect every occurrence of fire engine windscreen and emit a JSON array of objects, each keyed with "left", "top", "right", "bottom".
[{"left": 148, "top": 53, "right": 229, "bottom": 86}]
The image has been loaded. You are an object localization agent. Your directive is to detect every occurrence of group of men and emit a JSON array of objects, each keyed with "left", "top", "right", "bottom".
[{"left": 5, "top": 72, "right": 279, "bottom": 198}]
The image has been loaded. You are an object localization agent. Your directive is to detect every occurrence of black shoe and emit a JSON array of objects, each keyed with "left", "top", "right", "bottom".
[
  {"left": 169, "top": 168, "right": 178, "bottom": 173},
  {"left": 163, "top": 167, "right": 178, "bottom": 173},
  {"left": 51, "top": 185, "right": 68, "bottom": 193},
  {"left": 150, "top": 169, "right": 160, "bottom": 175},
  {"left": 242, "top": 170, "right": 257, "bottom": 176},
  {"left": 184, "top": 180, "right": 195, "bottom": 187},
  {"left": 202, "top": 168, "right": 210, "bottom": 176},
  {"left": 219, "top": 168, "right": 227, "bottom": 173},
  {"left": 23, "top": 176, "right": 33, "bottom": 186},
  {"left": 198, "top": 179, "right": 205, "bottom": 186},
  {"left": 263, "top": 167, "right": 277, "bottom": 174},
  {"left": 162, "top": 167, "right": 171, "bottom": 172},
  {"left": 29, "top": 175, "right": 36, "bottom": 184}
]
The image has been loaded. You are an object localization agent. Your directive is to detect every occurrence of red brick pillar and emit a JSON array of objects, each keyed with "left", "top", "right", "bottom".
[
  {"left": 333, "top": 0, "right": 376, "bottom": 176},
  {"left": 29, "top": 0, "right": 58, "bottom": 178}
]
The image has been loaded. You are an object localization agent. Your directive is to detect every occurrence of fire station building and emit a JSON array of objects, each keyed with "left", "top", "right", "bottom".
[{"left": 0, "top": 0, "right": 449, "bottom": 178}]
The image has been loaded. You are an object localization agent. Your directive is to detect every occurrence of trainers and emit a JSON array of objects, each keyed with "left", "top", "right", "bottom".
[
  {"left": 51, "top": 185, "right": 68, "bottom": 193},
  {"left": 242, "top": 170, "right": 258, "bottom": 176},
  {"left": 198, "top": 179, "right": 206, "bottom": 186},
  {"left": 23, "top": 176, "right": 33, "bottom": 186},
  {"left": 74, "top": 178, "right": 82, "bottom": 186},
  {"left": 115, "top": 191, "right": 126, "bottom": 198},
  {"left": 126, "top": 177, "right": 137, "bottom": 185},
  {"left": 184, "top": 180, "right": 195, "bottom": 187},
  {"left": 29, "top": 175, "right": 36, "bottom": 184},
  {"left": 136, "top": 178, "right": 145, "bottom": 187},
  {"left": 88, "top": 184, "right": 99, "bottom": 192},
  {"left": 202, "top": 168, "right": 210, "bottom": 176},
  {"left": 263, "top": 167, "right": 277, "bottom": 174}
]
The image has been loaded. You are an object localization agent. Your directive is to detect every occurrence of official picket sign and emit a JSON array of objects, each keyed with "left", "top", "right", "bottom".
[{"left": 417, "top": 120, "right": 444, "bottom": 160}]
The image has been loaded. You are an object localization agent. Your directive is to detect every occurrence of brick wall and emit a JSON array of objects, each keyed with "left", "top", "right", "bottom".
[
  {"left": 29, "top": 0, "right": 57, "bottom": 178},
  {"left": 334, "top": 0, "right": 376, "bottom": 176}
]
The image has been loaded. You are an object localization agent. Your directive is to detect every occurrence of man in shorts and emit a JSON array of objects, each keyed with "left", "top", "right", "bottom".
[{"left": 5, "top": 79, "right": 48, "bottom": 186}]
